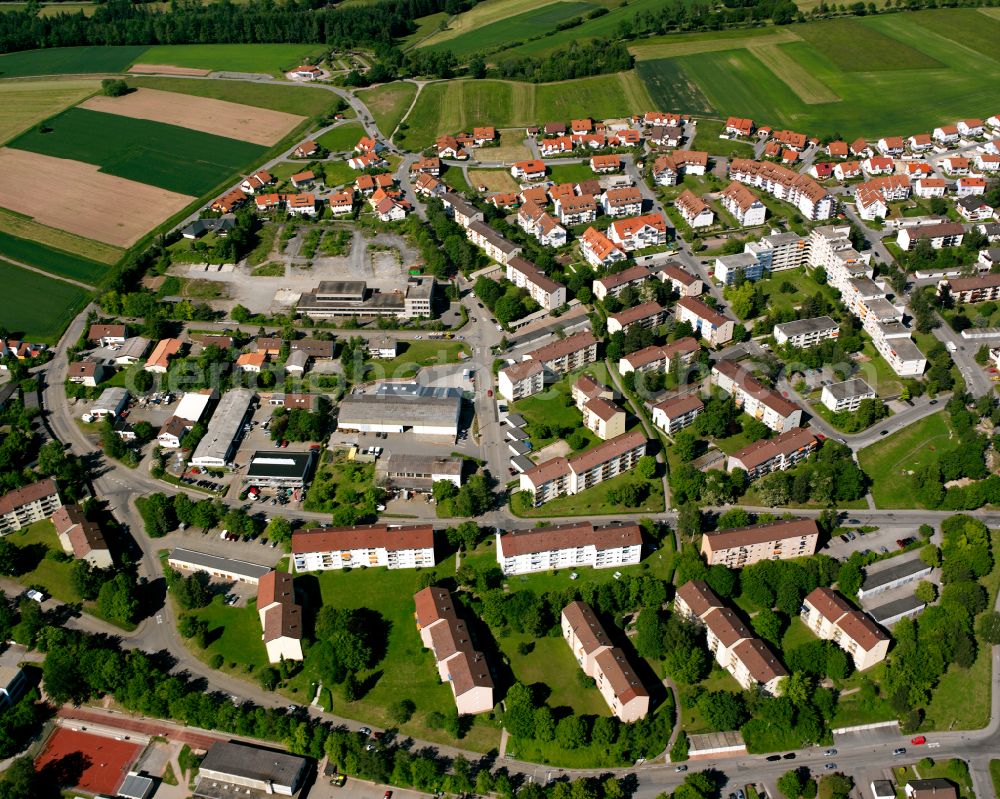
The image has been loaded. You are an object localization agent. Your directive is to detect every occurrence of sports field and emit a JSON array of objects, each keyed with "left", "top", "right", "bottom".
[
  {"left": 0, "top": 45, "right": 147, "bottom": 77},
  {"left": 0, "top": 260, "right": 88, "bottom": 342},
  {"left": 125, "top": 75, "right": 335, "bottom": 117},
  {"left": 35, "top": 728, "right": 140, "bottom": 795},
  {"left": 635, "top": 11, "right": 1000, "bottom": 138},
  {"left": 357, "top": 81, "right": 418, "bottom": 138},
  {"left": 134, "top": 43, "right": 326, "bottom": 76},
  {"left": 0, "top": 230, "right": 108, "bottom": 284},
  {"left": 9, "top": 107, "right": 266, "bottom": 196},
  {"left": 421, "top": 1, "right": 596, "bottom": 56},
  {"left": 396, "top": 72, "right": 652, "bottom": 147},
  {"left": 0, "top": 208, "right": 123, "bottom": 265},
  {"left": 0, "top": 79, "right": 99, "bottom": 144}
]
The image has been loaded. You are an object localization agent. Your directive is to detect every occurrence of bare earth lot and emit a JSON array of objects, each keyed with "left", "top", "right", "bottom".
[
  {"left": 80, "top": 87, "right": 305, "bottom": 146},
  {"left": 127, "top": 63, "right": 212, "bottom": 76},
  {"left": 0, "top": 148, "right": 194, "bottom": 247}
]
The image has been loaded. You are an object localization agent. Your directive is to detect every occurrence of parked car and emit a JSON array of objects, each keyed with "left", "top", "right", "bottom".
[
  {"left": 824, "top": 764, "right": 837, "bottom": 770},
  {"left": 766, "top": 755, "right": 781, "bottom": 762},
  {"left": 330, "top": 776, "right": 347, "bottom": 787},
  {"left": 674, "top": 766, "right": 688, "bottom": 773},
  {"left": 359, "top": 727, "right": 372, "bottom": 736},
  {"left": 823, "top": 749, "right": 837, "bottom": 756},
  {"left": 782, "top": 753, "right": 796, "bottom": 760}
]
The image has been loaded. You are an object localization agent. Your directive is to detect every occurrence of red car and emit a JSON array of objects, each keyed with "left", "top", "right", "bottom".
[
  {"left": 911, "top": 736, "right": 926, "bottom": 745},
  {"left": 384, "top": 792, "right": 393, "bottom": 799}
]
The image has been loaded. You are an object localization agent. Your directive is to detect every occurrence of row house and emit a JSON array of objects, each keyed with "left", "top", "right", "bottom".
[
  {"left": 658, "top": 262, "right": 704, "bottom": 297},
  {"left": 506, "top": 256, "right": 567, "bottom": 310},
  {"left": 608, "top": 213, "right": 669, "bottom": 251},
  {"left": 561, "top": 601, "right": 649, "bottom": 722},
  {"left": 410, "top": 156, "right": 441, "bottom": 177},
  {"left": 291, "top": 524, "right": 435, "bottom": 571},
  {"left": 592, "top": 264, "right": 651, "bottom": 301},
  {"left": 728, "top": 158, "right": 835, "bottom": 220},
  {"left": 773, "top": 129, "right": 808, "bottom": 151},
  {"left": 643, "top": 111, "right": 688, "bottom": 127},
  {"left": 651, "top": 393, "right": 703, "bottom": 435},
  {"left": 356, "top": 173, "right": 394, "bottom": 195},
  {"left": 580, "top": 227, "right": 627, "bottom": 270},
  {"left": 618, "top": 337, "right": 700, "bottom": 375},
  {"left": 701, "top": 518, "right": 819, "bottom": 568},
  {"left": 854, "top": 175, "right": 911, "bottom": 220},
  {"left": 240, "top": 169, "right": 274, "bottom": 193},
  {"left": 601, "top": 187, "right": 643, "bottom": 218},
  {"left": 540, "top": 136, "right": 574, "bottom": 156},
  {"left": 497, "top": 359, "right": 545, "bottom": 402},
  {"left": 466, "top": 221, "right": 521, "bottom": 265},
  {"left": 675, "top": 189, "right": 714, "bottom": 228},
  {"left": 801, "top": 587, "right": 890, "bottom": 671},
  {"left": 519, "top": 431, "right": 646, "bottom": 506},
  {"left": 526, "top": 330, "right": 599, "bottom": 374},
  {"left": 720, "top": 181, "right": 767, "bottom": 226},
  {"left": 711, "top": 359, "right": 802, "bottom": 432},
  {"left": 675, "top": 296, "right": 735, "bottom": 346},
  {"left": 727, "top": 427, "right": 818, "bottom": 480},
  {"left": 606, "top": 301, "right": 670, "bottom": 335},
  {"left": 498, "top": 522, "right": 642, "bottom": 576},
  {"left": 773, "top": 315, "right": 839, "bottom": 349}
]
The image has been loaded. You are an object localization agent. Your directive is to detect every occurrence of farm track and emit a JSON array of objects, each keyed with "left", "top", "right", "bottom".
[{"left": 0, "top": 254, "right": 95, "bottom": 289}]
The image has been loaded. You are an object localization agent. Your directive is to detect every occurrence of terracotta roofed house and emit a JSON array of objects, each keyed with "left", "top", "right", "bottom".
[{"left": 52, "top": 504, "right": 111, "bottom": 569}]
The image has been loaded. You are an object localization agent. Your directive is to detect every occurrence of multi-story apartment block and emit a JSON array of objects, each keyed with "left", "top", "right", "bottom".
[
  {"left": 572, "top": 373, "right": 613, "bottom": 409},
  {"left": 497, "top": 359, "right": 546, "bottom": 402},
  {"left": 651, "top": 393, "right": 704, "bottom": 434},
  {"left": 720, "top": 181, "right": 767, "bottom": 226},
  {"left": 601, "top": 187, "right": 643, "bottom": 218},
  {"left": 897, "top": 222, "right": 965, "bottom": 251},
  {"left": 561, "top": 601, "right": 649, "bottom": 721},
  {"left": 525, "top": 331, "right": 599, "bottom": 374},
  {"left": 606, "top": 301, "right": 670, "bottom": 335},
  {"left": 0, "top": 479, "right": 61, "bottom": 535},
  {"left": 728, "top": 158, "right": 836, "bottom": 220},
  {"left": 773, "top": 316, "right": 839, "bottom": 349},
  {"left": 801, "top": 587, "right": 890, "bottom": 671},
  {"left": 581, "top": 227, "right": 627, "bottom": 270},
  {"left": 441, "top": 192, "right": 483, "bottom": 229},
  {"left": 808, "top": 226, "right": 871, "bottom": 289},
  {"left": 675, "top": 297, "right": 735, "bottom": 346},
  {"left": 854, "top": 175, "right": 910, "bottom": 221},
  {"left": 658, "top": 263, "right": 704, "bottom": 297},
  {"left": 608, "top": 214, "right": 669, "bottom": 251},
  {"left": 506, "top": 256, "right": 567, "bottom": 310},
  {"left": 675, "top": 189, "right": 715, "bottom": 228},
  {"left": 291, "top": 524, "right": 435, "bottom": 571},
  {"left": 414, "top": 587, "right": 495, "bottom": 714},
  {"left": 593, "top": 265, "right": 651, "bottom": 301},
  {"left": 581, "top": 396, "right": 626, "bottom": 440},
  {"left": 714, "top": 252, "right": 764, "bottom": 286},
  {"left": 497, "top": 522, "right": 643, "bottom": 575},
  {"left": 519, "top": 431, "right": 647, "bottom": 506},
  {"left": 727, "top": 427, "right": 818, "bottom": 480},
  {"left": 821, "top": 378, "right": 876, "bottom": 412},
  {"left": 554, "top": 195, "right": 598, "bottom": 226},
  {"left": 466, "top": 221, "right": 521, "bottom": 265},
  {"left": 700, "top": 518, "right": 819, "bottom": 567},
  {"left": 652, "top": 151, "right": 709, "bottom": 186},
  {"left": 618, "top": 337, "right": 701, "bottom": 375},
  {"left": 712, "top": 360, "right": 802, "bottom": 432},
  {"left": 744, "top": 231, "right": 808, "bottom": 273},
  {"left": 938, "top": 273, "right": 1000, "bottom": 304}
]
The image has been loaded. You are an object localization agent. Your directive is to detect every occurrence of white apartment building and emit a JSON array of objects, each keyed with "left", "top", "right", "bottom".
[
  {"left": 497, "top": 359, "right": 546, "bottom": 402},
  {"left": 618, "top": 337, "right": 701, "bottom": 375},
  {"left": 525, "top": 331, "right": 599, "bottom": 374},
  {"left": 0, "top": 479, "right": 61, "bottom": 535},
  {"left": 651, "top": 393, "right": 704, "bottom": 434},
  {"left": 466, "top": 222, "right": 521, "bottom": 265},
  {"left": 728, "top": 158, "right": 836, "bottom": 220},
  {"left": 801, "top": 587, "right": 890, "bottom": 671},
  {"left": 606, "top": 301, "right": 670, "bottom": 335},
  {"left": 608, "top": 213, "right": 669, "bottom": 251},
  {"left": 711, "top": 360, "right": 802, "bottom": 432},
  {"left": 675, "top": 296, "right": 735, "bottom": 346},
  {"left": 821, "top": 378, "right": 876, "bottom": 412},
  {"left": 497, "top": 522, "right": 643, "bottom": 575},
  {"left": 291, "top": 524, "right": 435, "bottom": 571},
  {"left": 592, "top": 265, "right": 651, "bottom": 301},
  {"left": 658, "top": 263, "right": 704, "bottom": 297},
  {"left": 744, "top": 231, "right": 808, "bottom": 273},
  {"left": 773, "top": 316, "right": 839, "bottom": 348},
  {"left": 506, "top": 256, "right": 567, "bottom": 310},
  {"left": 601, "top": 187, "right": 643, "bottom": 218},
  {"left": 675, "top": 190, "right": 715, "bottom": 228},
  {"left": 720, "top": 181, "right": 767, "bottom": 226},
  {"left": 257, "top": 570, "right": 303, "bottom": 664},
  {"left": 701, "top": 518, "right": 819, "bottom": 567},
  {"left": 581, "top": 227, "right": 627, "bottom": 270}
]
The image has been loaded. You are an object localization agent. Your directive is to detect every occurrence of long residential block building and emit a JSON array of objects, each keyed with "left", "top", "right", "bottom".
[
  {"left": 729, "top": 158, "right": 836, "bottom": 220},
  {"left": 675, "top": 296, "right": 735, "bottom": 346},
  {"left": 618, "top": 337, "right": 700, "bottom": 375},
  {"left": 497, "top": 359, "right": 546, "bottom": 402},
  {"left": 701, "top": 518, "right": 819, "bottom": 567},
  {"left": 727, "top": 427, "right": 817, "bottom": 480},
  {"left": 773, "top": 316, "right": 839, "bottom": 349},
  {"left": 562, "top": 601, "right": 650, "bottom": 721},
  {"left": 525, "top": 331, "right": 599, "bottom": 374},
  {"left": 938, "top": 272, "right": 1000, "bottom": 304},
  {"left": 496, "top": 521, "right": 642, "bottom": 575},
  {"left": 0, "top": 479, "right": 61, "bottom": 535},
  {"left": 651, "top": 393, "right": 704, "bottom": 434},
  {"left": 711, "top": 359, "right": 802, "bottom": 432},
  {"left": 506, "top": 256, "right": 567, "bottom": 310},
  {"left": 801, "top": 587, "right": 890, "bottom": 670},
  {"left": 291, "top": 523, "right": 435, "bottom": 571}
]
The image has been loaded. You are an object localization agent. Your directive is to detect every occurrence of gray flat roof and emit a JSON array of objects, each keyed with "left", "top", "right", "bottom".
[
  {"left": 824, "top": 377, "right": 875, "bottom": 401},
  {"left": 508, "top": 440, "right": 531, "bottom": 456},
  {"left": 888, "top": 337, "right": 926, "bottom": 361},
  {"left": 861, "top": 557, "right": 931, "bottom": 592},
  {"left": 506, "top": 413, "right": 526, "bottom": 428},
  {"left": 199, "top": 740, "right": 308, "bottom": 790},
  {"left": 868, "top": 594, "right": 926, "bottom": 624},
  {"left": 775, "top": 316, "right": 838, "bottom": 337},
  {"left": 338, "top": 383, "right": 461, "bottom": 427},
  {"left": 119, "top": 773, "right": 154, "bottom": 799},
  {"left": 191, "top": 389, "right": 254, "bottom": 464},
  {"left": 168, "top": 548, "right": 271, "bottom": 581},
  {"left": 246, "top": 451, "right": 315, "bottom": 480}
]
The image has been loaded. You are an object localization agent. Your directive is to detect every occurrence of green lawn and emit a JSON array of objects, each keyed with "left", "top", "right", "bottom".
[
  {"left": 546, "top": 162, "right": 599, "bottom": 185},
  {"left": 316, "top": 123, "right": 365, "bottom": 154},
  {"left": 358, "top": 81, "right": 418, "bottom": 138},
  {"left": 322, "top": 160, "right": 358, "bottom": 189},
  {"left": 0, "top": 229, "right": 107, "bottom": 284},
  {"left": 855, "top": 340, "right": 903, "bottom": 399},
  {"left": 5, "top": 520, "right": 82, "bottom": 605},
  {"left": 0, "top": 45, "right": 148, "bottom": 78},
  {"left": 857, "top": 411, "right": 954, "bottom": 509},
  {"left": 399, "top": 12, "right": 450, "bottom": 48},
  {"left": 895, "top": 760, "right": 975, "bottom": 799},
  {"left": 126, "top": 75, "right": 336, "bottom": 117},
  {"left": 512, "top": 468, "right": 665, "bottom": 517},
  {"left": 364, "top": 340, "right": 469, "bottom": 381},
  {"left": 990, "top": 761, "right": 1000, "bottom": 799},
  {"left": 137, "top": 43, "right": 326, "bottom": 76},
  {"left": 828, "top": 669, "right": 897, "bottom": 729},
  {"left": 187, "top": 594, "right": 270, "bottom": 673},
  {"left": 757, "top": 267, "right": 838, "bottom": 316},
  {"left": 689, "top": 117, "right": 754, "bottom": 158},
  {"left": 441, "top": 164, "right": 472, "bottom": 194},
  {"left": 10, "top": 107, "right": 266, "bottom": 196},
  {"left": 637, "top": 59, "right": 716, "bottom": 117},
  {"left": 779, "top": 615, "right": 815, "bottom": 651},
  {"left": 510, "top": 366, "right": 606, "bottom": 450},
  {"left": 0, "top": 260, "right": 88, "bottom": 343}
]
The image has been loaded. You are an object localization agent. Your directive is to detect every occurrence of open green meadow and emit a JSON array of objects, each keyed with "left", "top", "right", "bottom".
[
  {"left": 136, "top": 43, "right": 325, "bottom": 76},
  {"left": 0, "top": 260, "right": 88, "bottom": 342},
  {"left": 0, "top": 45, "right": 148, "bottom": 77},
  {"left": 399, "top": 11, "right": 449, "bottom": 48},
  {"left": 633, "top": 11, "right": 1000, "bottom": 138},
  {"left": 316, "top": 122, "right": 365, "bottom": 153},
  {"left": 421, "top": 1, "right": 596, "bottom": 56},
  {"left": 0, "top": 230, "right": 107, "bottom": 284},
  {"left": 9, "top": 107, "right": 267, "bottom": 196},
  {"left": 357, "top": 81, "right": 418, "bottom": 138},
  {"left": 0, "top": 78, "right": 99, "bottom": 144},
  {"left": 396, "top": 73, "right": 651, "bottom": 147},
  {"left": 125, "top": 75, "right": 335, "bottom": 117}
]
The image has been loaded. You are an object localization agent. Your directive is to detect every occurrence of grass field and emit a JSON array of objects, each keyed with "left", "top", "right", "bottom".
[
  {"left": 0, "top": 229, "right": 107, "bottom": 284},
  {"left": 631, "top": 12, "right": 1000, "bottom": 138},
  {"left": 0, "top": 260, "right": 88, "bottom": 341},
  {"left": 0, "top": 3, "right": 99, "bottom": 15},
  {"left": 421, "top": 1, "right": 596, "bottom": 57},
  {"left": 126, "top": 75, "right": 335, "bottom": 117},
  {"left": 0, "top": 207, "right": 122, "bottom": 265},
  {"left": 0, "top": 45, "right": 147, "bottom": 77},
  {"left": 513, "top": 469, "right": 665, "bottom": 517},
  {"left": 188, "top": 595, "right": 270, "bottom": 673},
  {"left": 857, "top": 411, "right": 954, "bottom": 509},
  {"left": 396, "top": 73, "right": 652, "bottom": 147},
  {"left": 136, "top": 44, "right": 325, "bottom": 76},
  {"left": 9, "top": 107, "right": 266, "bottom": 196},
  {"left": 358, "top": 81, "right": 418, "bottom": 138},
  {"left": 420, "top": 0, "right": 578, "bottom": 45},
  {"left": 0, "top": 78, "right": 99, "bottom": 144},
  {"left": 990, "top": 761, "right": 1000, "bottom": 799},
  {"left": 399, "top": 11, "right": 449, "bottom": 48},
  {"left": 468, "top": 168, "right": 520, "bottom": 193},
  {"left": 316, "top": 122, "right": 365, "bottom": 153},
  {"left": 546, "top": 162, "right": 599, "bottom": 185}
]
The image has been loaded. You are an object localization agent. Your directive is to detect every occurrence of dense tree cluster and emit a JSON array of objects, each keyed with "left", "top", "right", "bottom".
[
  {"left": 0, "top": 691, "right": 45, "bottom": 760},
  {"left": 755, "top": 440, "right": 866, "bottom": 506},
  {"left": 432, "top": 473, "right": 492, "bottom": 517},
  {"left": 404, "top": 200, "right": 481, "bottom": 279},
  {"left": 474, "top": 275, "right": 539, "bottom": 325},
  {"left": 269, "top": 396, "right": 332, "bottom": 442},
  {"left": 494, "top": 39, "right": 634, "bottom": 82}
]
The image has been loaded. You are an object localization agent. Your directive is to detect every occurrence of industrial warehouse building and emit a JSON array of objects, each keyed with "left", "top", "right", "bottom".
[
  {"left": 167, "top": 548, "right": 272, "bottom": 585},
  {"left": 337, "top": 382, "right": 462, "bottom": 437},
  {"left": 375, "top": 453, "right": 464, "bottom": 491},
  {"left": 244, "top": 450, "right": 316, "bottom": 489},
  {"left": 190, "top": 389, "right": 256, "bottom": 468},
  {"left": 195, "top": 740, "right": 309, "bottom": 798}
]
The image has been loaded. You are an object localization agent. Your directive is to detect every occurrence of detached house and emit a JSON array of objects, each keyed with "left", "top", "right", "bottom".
[
  {"left": 907, "top": 134, "right": 933, "bottom": 152},
  {"left": 876, "top": 136, "right": 905, "bottom": 156},
  {"left": 957, "top": 119, "right": 985, "bottom": 137},
  {"left": 725, "top": 116, "right": 754, "bottom": 137}
]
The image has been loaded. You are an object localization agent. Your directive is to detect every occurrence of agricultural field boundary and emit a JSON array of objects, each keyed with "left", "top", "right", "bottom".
[{"left": 746, "top": 42, "right": 840, "bottom": 104}]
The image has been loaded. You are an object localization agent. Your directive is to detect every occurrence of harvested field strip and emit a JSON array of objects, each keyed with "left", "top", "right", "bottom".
[
  {"left": 420, "top": 0, "right": 565, "bottom": 45},
  {"left": 79, "top": 87, "right": 304, "bottom": 146},
  {"left": 629, "top": 28, "right": 800, "bottom": 60},
  {"left": 125, "top": 75, "right": 334, "bottom": 117},
  {"left": 534, "top": 72, "right": 651, "bottom": 123},
  {"left": 9, "top": 107, "right": 266, "bottom": 196},
  {"left": 0, "top": 208, "right": 122, "bottom": 265},
  {"left": 0, "top": 260, "right": 88, "bottom": 343},
  {"left": 747, "top": 42, "right": 840, "bottom": 104},
  {"left": 0, "top": 230, "right": 107, "bottom": 284},
  {"left": 128, "top": 63, "right": 211, "bottom": 76},
  {"left": 468, "top": 169, "right": 520, "bottom": 193},
  {"left": 136, "top": 44, "right": 325, "bottom": 76},
  {"left": 793, "top": 17, "right": 941, "bottom": 71},
  {"left": 908, "top": 8, "right": 1000, "bottom": 62},
  {"left": 0, "top": 45, "right": 147, "bottom": 78},
  {"left": 635, "top": 59, "right": 715, "bottom": 116},
  {"left": 0, "top": 78, "right": 99, "bottom": 144},
  {"left": 0, "top": 149, "right": 194, "bottom": 248}
]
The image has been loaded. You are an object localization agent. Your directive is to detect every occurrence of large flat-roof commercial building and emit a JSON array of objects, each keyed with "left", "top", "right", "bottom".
[
  {"left": 414, "top": 587, "right": 495, "bottom": 715},
  {"left": 190, "top": 389, "right": 255, "bottom": 468},
  {"left": 195, "top": 740, "right": 309, "bottom": 798},
  {"left": 174, "top": 391, "right": 215, "bottom": 424},
  {"left": 167, "top": 548, "right": 272, "bottom": 585},
  {"left": 297, "top": 278, "right": 435, "bottom": 320},
  {"left": 802, "top": 587, "right": 890, "bottom": 670},
  {"left": 244, "top": 450, "right": 316, "bottom": 489},
  {"left": 562, "top": 601, "right": 649, "bottom": 722},
  {"left": 292, "top": 523, "right": 435, "bottom": 572},
  {"left": 0, "top": 478, "right": 61, "bottom": 535},
  {"left": 701, "top": 518, "right": 819, "bottom": 567},
  {"left": 496, "top": 522, "right": 642, "bottom": 575},
  {"left": 337, "top": 382, "right": 462, "bottom": 437},
  {"left": 375, "top": 453, "right": 464, "bottom": 492}
]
